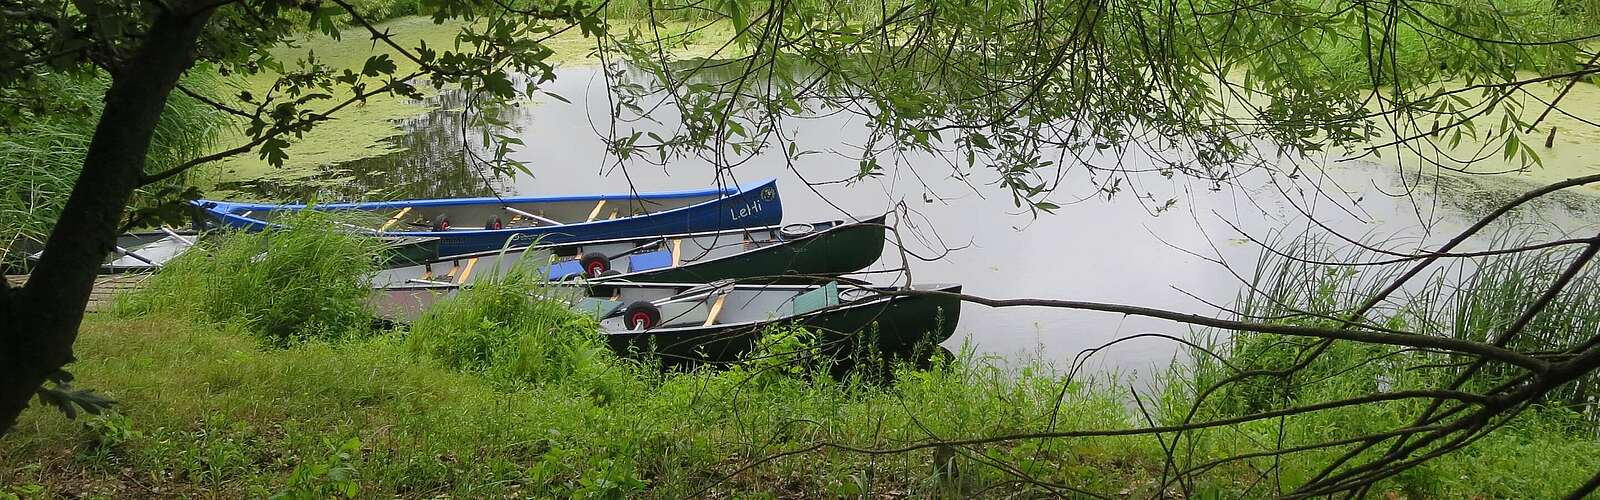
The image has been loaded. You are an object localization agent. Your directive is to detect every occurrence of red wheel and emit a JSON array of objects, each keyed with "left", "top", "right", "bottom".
[
  {"left": 580, "top": 252, "right": 610, "bottom": 277},
  {"left": 623, "top": 301, "right": 660, "bottom": 330}
]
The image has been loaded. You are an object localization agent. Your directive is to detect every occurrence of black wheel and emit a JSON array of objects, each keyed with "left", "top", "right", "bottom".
[
  {"left": 779, "top": 223, "right": 817, "bottom": 239},
  {"left": 622, "top": 301, "right": 661, "bottom": 330},
  {"left": 430, "top": 214, "right": 450, "bottom": 231},
  {"left": 579, "top": 252, "right": 610, "bottom": 277},
  {"left": 484, "top": 217, "right": 503, "bottom": 230}
]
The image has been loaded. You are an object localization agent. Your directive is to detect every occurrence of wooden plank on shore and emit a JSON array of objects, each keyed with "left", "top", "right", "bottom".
[{"left": 6, "top": 274, "right": 151, "bottom": 312}]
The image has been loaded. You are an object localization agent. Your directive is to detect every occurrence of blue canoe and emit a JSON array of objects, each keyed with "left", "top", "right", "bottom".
[{"left": 193, "top": 180, "right": 783, "bottom": 255}]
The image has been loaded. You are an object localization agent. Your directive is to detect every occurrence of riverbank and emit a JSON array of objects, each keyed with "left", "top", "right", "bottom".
[
  {"left": 5, "top": 222, "right": 1597, "bottom": 497},
  {"left": 0, "top": 315, "right": 1591, "bottom": 497}
]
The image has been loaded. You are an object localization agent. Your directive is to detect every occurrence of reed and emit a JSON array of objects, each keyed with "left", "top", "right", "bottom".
[
  {"left": 1426, "top": 232, "right": 1600, "bottom": 416},
  {"left": 1188, "top": 227, "right": 1600, "bottom": 427},
  {"left": 0, "top": 71, "right": 230, "bottom": 269}
]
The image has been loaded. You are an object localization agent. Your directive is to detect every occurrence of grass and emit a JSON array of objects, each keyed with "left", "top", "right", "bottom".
[
  {"left": 2, "top": 314, "right": 1592, "bottom": 497},
  {"left": 1215, "top": 229, "right": 1600, "bottom": 424},
  {"left": 1170, "top": 228, "right": 1600, "bottom": 496},
  {"left": 5, "top": 223, "right": 1600, "bottom": 497},
  {"left": 405, "top": 266, "right": 640, "bottom": 401},
  {"left": 113, "top": 211, "right": 384, "bottom": 346}
]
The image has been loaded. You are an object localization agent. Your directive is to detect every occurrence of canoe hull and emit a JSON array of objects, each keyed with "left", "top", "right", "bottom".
[
  {"left": 27, "top": 231, "right": 196, "bottom": 273},
  {"left": 621, "top": 215, "right": 886, "bottom": 284},
  {"left": 370, "top": 281, "right": 962, "bottom": 366},
  {"left": 370, "top": 215, "right": 886, "bottom": 292},
  {"left": 604, "top": 283, "right": 962, "bottom": 367},
  {"left": 194, "top": 180, "right": 783, "bottom": 255}
]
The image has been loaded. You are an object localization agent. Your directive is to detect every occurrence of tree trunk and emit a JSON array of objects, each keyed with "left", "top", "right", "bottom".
[{"left": 0, "top": 6, "right": 215, "bottom": 434}]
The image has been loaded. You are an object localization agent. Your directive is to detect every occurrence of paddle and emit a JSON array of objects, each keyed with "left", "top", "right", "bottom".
[
  {"left": 159, "top": 225, "right": 195, "bottom": 246},
  {"left": 113, "top": 245, "right": 157, "bottom": 266}
]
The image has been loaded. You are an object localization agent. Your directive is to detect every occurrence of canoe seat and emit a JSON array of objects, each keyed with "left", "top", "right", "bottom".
[
  {"left": 628, "top": 250, "right": 674, "bottom": 272},
  {"left": 657, "top": 302, "right": 711, "bottom": 327},
  {"left": 792, "top": 281, "right": 840, "bottom": 315},
  {"left": 545, "top": 260, "right": 586, "bottom": 280},
  {"left": 574, "top": 298, "right": 624, "bottom": 319}
]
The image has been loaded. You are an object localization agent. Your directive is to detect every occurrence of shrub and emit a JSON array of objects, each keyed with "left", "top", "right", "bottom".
[
  {"left": 406, "top": 268, "right": 641, "bottom": 400},
  {"left": 116, "top": 212, "right": 382, "bottom": 345}
]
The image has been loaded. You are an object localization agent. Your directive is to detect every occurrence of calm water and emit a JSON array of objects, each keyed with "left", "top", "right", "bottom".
[{"left": 230, "top": 66, "right": 1600, "bottom": 375}]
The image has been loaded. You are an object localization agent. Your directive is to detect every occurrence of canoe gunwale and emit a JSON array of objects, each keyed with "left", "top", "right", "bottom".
[{"left": 194, "top": 180, "right": 776, "bottom": 237}]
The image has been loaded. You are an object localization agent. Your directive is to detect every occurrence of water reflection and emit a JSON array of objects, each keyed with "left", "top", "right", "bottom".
[
  {"left": 219, "top": 88, "right": 516, "bottom": 201},
  {"left": 224, "top": 65, "right": 1600, "bottom": 374}
]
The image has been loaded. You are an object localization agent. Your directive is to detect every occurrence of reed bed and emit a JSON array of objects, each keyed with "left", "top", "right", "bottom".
[
  {"left": 0, "top": 71, "right": 229, "bottom": 269},
  {"left": 1190, "top": 227, "right": 1600, "bottom": 429}
]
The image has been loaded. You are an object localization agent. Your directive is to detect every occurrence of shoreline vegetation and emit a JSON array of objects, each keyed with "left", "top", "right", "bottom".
[
  {"left": 6, "top": 1, "right": 1600, "bottom": 497},
  {"left": 3, "top": 223, "right": 1598, "bottom": 497}
]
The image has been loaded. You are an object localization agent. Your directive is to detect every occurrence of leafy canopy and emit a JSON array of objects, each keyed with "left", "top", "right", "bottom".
[
  {"left": 603, "top": 0, "right": 1598, "bottom": 211},
  {"left": 1, "top": 0, "right": 1596, "bottom": 217}
]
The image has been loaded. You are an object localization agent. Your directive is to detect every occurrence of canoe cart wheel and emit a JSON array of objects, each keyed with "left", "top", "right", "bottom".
[
  {"left": 485, "top": 217, "right": 504, "bottom": 230},
  {"left": 431, "top": 214, "right": 450, "bottom": 232},
  {"left": 580, "top": 252, "right": 611, "bottom": 277},
  {"left": 623, "top": 301, "right": 661, "bottom": 330},
  {"left": 779, "top": 223, "right": 816, "bottom": 239},
  {"left": 838, "top": 287, "right": 878, "bottom": 303}
]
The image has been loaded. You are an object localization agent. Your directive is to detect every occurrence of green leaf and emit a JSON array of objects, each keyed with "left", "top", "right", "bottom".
[
  {"left": 361, "top": 55, "right": 396, "bottom": 77},
  {"left": 482, "top": 72, "right": 516, "bottom": 98}
]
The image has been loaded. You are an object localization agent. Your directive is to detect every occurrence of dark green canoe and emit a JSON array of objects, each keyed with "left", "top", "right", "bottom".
[
  {"left": 372, "top": 279, "right": 961, "bottom": 366},
  {"left": 584, "top": 281, "right": 962, "bottom": 367},
  {"left": 369, "top": 215, "right": 887, "bottom": 292}
]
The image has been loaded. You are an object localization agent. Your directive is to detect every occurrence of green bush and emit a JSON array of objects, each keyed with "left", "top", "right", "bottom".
[
  {"left": 116, "top": 212, "right": 383, "bottom": 345},
  {"left": 406, "top": 268, "right": 642, "bottom": 401}
]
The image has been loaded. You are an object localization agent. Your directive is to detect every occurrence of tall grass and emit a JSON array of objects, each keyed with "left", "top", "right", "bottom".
[
  {"left": 405, "top": 267, "right": 644, "bottom": 401},
  {"left": 1185, "top": 228, "right": 1600, "bottom": 427},
  {"left": 1427, "top": 233, "right": 1600, "bottom": 417},
  {"left": 1153, "top": 228, "right": 1600, "bottom": 496},
  {"left": 115, "top": 212, "right": 384, "bottom": 345},
  {"left": 0, "top": 71, "right": 230, "bottom": 269}
]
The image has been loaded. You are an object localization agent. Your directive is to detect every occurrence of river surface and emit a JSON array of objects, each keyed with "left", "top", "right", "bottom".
[{"left": 220, "top": 66, "right": 1600, "bottom": 375}]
